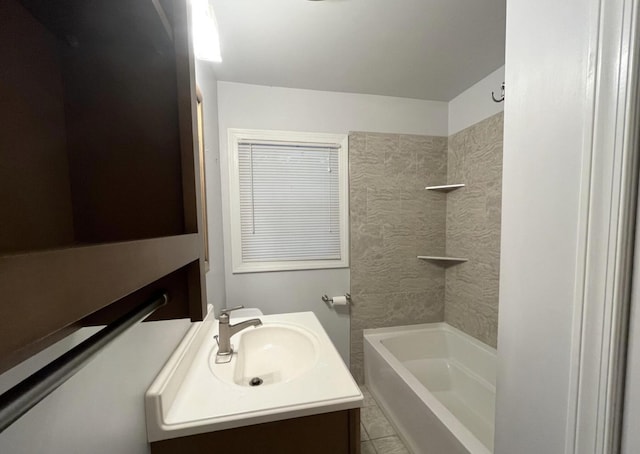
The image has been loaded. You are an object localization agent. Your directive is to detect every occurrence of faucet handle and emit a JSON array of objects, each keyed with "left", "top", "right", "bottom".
[{"left": 220, "top": 305, "right": 245, "bottom": 316}]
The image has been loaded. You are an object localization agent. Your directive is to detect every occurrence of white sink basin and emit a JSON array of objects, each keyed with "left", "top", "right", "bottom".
[
  {"left": 209, "top": 323, "right": 319, "bottom": 387},
  {"left": 233, "top": 324, "right": 319, "bottom": 386},
  {"left": 145, "top": 311, "right": 362, "bottom": 442}
]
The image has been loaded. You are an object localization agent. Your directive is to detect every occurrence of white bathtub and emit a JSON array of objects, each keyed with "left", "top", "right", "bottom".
[{"left": 364, "top": 323, "right": 496, "bottom": 454}]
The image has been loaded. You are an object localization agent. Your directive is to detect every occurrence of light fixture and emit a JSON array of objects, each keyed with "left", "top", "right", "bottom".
[{"left": 191, "top": 0, "right": 222, "bottom": 62}]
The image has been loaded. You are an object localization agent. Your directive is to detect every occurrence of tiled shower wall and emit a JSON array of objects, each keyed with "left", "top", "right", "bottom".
[
  {"left": 445, "top": 112, "right": 504, "bottom": 347},
  {"left": 349, "top": 113, "right": 504, "bottom": 381},
  {"left": 349, "top": 132, "right": 448, "bottom": 383}
]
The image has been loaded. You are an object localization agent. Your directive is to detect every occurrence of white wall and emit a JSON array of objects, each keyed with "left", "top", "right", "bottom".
[
  {"left": 217, "top": 82, "right": 449, "bottom": 137},
  {"left": 0, "top": 320, "right": 191, "bottom": 454},
  {"left": 196, "top": 60, "right": 226, "bottom": 311},
  {"left": 448, "top": 66, "right": 505, "bottom": 135},
  {"left": 216, "top": 81, "right": 449, "bottom": 365},
  {"left": 495, "top": 0, "right": 594, "bottom": 452}
]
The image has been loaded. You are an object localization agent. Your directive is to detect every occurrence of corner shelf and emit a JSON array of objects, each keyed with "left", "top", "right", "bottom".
[
  {"left": 424, "top": 183, "right": 465, "bottom": 192},
  {"left": 417, "top": 256, "right": 468, "bottom": 265},
  {"left": 420, "top": 186, "right": 467, "bottom": 266}
]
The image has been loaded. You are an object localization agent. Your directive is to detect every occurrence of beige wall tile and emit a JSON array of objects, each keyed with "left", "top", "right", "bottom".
[
  {"left": 349, "top": 131, "right": 448, "bottom": 382},
  {"left": 444, "top": 112, "right": 503, "bottom": 347},
  {"left": 349, "top": 116, "right": 502, "bottom": 380}
]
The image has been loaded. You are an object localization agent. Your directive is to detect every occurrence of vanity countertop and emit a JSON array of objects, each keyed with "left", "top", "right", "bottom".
[{"left": 145, "top": 308, "right": 363, "bottom": 442}]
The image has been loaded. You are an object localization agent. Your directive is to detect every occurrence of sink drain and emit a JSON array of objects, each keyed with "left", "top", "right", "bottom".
[{"left": 249, "top": 377, "right": 263, "bottom": 387}]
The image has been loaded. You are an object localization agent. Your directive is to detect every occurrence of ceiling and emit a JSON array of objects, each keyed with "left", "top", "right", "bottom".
[{"left": 209, "top": 0, "right": 506, "bottom": 102}]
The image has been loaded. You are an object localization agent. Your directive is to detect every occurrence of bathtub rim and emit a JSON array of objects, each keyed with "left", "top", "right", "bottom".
[{"left": 364, "top": 322, "right": 496, "bottom": 454}]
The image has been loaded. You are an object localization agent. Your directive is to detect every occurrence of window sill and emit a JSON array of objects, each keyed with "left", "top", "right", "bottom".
[{"left": 232, "top": 259, "right": 349, "bottom": 274}]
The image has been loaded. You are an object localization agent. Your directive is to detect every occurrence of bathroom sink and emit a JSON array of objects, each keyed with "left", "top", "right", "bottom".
[
  {"left": 146, "top": 311, "right": 362, "bottom": 441},
  {"left": 234, "top": 324, "right": 319, "bottom": 386},
  {"left": 209, "top": 323, "right": 319, "bottom": 387}
]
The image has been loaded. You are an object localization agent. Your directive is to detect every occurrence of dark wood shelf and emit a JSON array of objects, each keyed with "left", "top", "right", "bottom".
[
  {"left": 19, "top": 0, "right": 174, "bottom": 49},
  {"left": 0, "top": 0, "right": 207, "bottom": 372},
  {"left": 0, "top": 235, "right": 201, "bottom": 372}
]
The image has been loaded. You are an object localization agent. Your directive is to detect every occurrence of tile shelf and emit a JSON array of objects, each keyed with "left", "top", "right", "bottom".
[
  {"left": 417, "top": 255, "right": 468, "bottom": 264},
  {"left": 424, "top": 183, "right": 465, "bottom": 192},
  {"left": 421, "top": 184, "right": 467, "bottom": 265}
]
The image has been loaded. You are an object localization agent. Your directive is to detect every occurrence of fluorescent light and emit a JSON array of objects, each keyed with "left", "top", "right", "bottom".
[{"left": 191, "top": 0, "right": 222, "bottom": 62}]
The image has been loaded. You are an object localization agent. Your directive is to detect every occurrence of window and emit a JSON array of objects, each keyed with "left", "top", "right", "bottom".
[{"left": 228, "top": 129, "right": 349, "bottom": 273}]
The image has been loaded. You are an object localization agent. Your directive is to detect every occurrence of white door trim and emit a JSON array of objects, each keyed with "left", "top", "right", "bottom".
[
  {"left": 565, "top": 0, "right": 640, "bottom": 451},
  {"left": 622, "top": 188, "right": 640, "bottom": 453}
]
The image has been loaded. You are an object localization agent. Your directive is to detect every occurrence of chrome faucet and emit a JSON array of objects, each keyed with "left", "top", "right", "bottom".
[{"left": 215, "top": 306, "right": 262, "bottom": 361}]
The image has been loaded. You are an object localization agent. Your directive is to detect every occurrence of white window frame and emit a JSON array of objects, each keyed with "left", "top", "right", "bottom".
[{"left": 227, "top": 128, "right": 349, "bottom": 273}]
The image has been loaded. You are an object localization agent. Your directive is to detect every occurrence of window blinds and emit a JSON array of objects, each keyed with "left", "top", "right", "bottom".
[{"left": 238, "top": 141, "right": 341, "bottom": 262}]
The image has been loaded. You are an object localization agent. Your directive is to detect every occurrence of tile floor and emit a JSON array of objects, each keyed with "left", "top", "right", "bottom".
[{"left": 360, "top": 385, "right": 410, "bottom": 454}]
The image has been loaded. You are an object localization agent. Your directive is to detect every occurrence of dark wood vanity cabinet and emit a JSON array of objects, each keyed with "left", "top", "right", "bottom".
[
  {"left": 0, "top": 0, "right": 207, "bottom": 373},
  {"left": 150, "top": 409, "right": 361, "bottom": 454}
]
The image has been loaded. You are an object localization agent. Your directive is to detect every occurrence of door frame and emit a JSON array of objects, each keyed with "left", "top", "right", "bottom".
[{"left": 565, "top": 0, "right": 640, "bottom": 451}]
